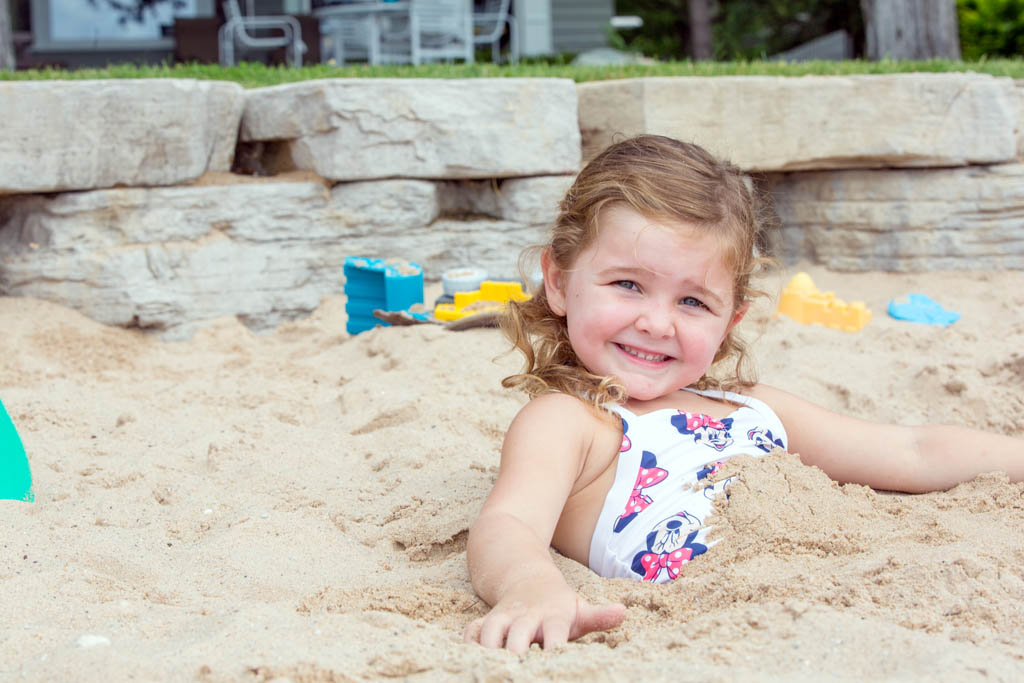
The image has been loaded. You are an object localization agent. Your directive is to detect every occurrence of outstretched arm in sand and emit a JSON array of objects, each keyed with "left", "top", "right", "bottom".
[
  {"left": 751, "top": 384, "right": 1024, "bottom": 492},
  {"left": 465, "top": 394, "right": 626, "bottom": 653}
]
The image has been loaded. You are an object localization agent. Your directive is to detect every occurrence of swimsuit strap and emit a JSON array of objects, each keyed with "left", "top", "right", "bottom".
[
  {"left": 606, "top": 388, "right": 787, "bottom": 446},
  {"left": 683, "top": 386, "right": 771, "bottom": 414}
]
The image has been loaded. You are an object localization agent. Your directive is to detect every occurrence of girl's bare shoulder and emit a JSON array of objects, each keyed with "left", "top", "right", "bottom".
[
  {"left": 508, "top": 393, "right": 621, "bottom": 455},
  {"left": 515, "top": 392, "right": 615, "bottom": 422}
]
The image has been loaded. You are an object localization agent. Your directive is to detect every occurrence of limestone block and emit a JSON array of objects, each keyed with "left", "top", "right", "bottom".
[
  {"left": 0, "top": 178, "right": 547, "bottom": 337},
  {"left": 498, "top": 176, "right": 574, "bottom": 225},
  {"left": 578, "top": 74, "right": 1019, "bottom": 171},
  {"left": 241, "top": 79, "right": 581, "bottom": 180},
  {"left": 329, "top": 180, "right": 441, "bottom": 232},
  {"left": 0, "top": 181, "right": 339, "bottom": 338},
  {"left": 767, "top": 163, "right": 1024, "bottom": 271},
  {"left": 440, "top": 175, "right": 573, "bottom": 225},
  {"left": 577, "top": 79, "right": 647, "bottom": 161},
  {"left": 0, "top": 80, "right": 245, "bottom": 194},
  {"left": 1016, "top": 79, "right": 1024, "bottom": 159},
  {"left": 385, "top": 219, "right": 544, "bottom": 282}
]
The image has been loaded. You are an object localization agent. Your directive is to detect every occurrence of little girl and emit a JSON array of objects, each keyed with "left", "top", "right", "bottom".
[{"left": 463, "top": 135, "right": 1024, "bottom": 654}]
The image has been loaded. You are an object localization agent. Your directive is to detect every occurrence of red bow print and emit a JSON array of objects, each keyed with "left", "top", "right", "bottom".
[
  {"left": 639, "top": 547, "right": 694, "bottom": 582},
  {"left": 622, "top": 465, "right": 668, "bottom": 516},
  {"left": 686, "top": 413, "right": 727, "bottom": 432}
]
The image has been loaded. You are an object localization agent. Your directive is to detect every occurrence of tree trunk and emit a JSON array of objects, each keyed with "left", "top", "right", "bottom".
[
  {"left": 687, "top": 0, "right": 712, "bottom": 60},
  {"left": 861, "top": 0, "right": 961, "bottom": 60},
  {"left": 0, "top": 0, "right": 15, "bottom": 71}
]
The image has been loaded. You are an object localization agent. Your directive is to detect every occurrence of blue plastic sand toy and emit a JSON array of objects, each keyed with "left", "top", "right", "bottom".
[
  {"left": 344, "top": 256, "right": 426, "bottom": 335},
  {"left": 887, "top": 294, "right": 961, "bottom": 328},
  {"left": 1, "top": 399, "right": 33, "bottom": 502}
]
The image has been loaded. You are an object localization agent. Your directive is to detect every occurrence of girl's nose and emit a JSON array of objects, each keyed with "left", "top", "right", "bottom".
[{"left": 635, "top": 302, "right": 675, "bottom": 338}]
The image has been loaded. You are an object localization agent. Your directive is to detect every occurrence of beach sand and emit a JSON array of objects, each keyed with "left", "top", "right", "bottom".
[{"left": 2, "top": 264, "right": 1023, "bottom": 680}]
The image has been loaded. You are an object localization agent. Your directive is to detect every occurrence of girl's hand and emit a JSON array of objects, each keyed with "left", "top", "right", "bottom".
[{"left": 463, "top": 580, "right": 626, "bottom": 653}]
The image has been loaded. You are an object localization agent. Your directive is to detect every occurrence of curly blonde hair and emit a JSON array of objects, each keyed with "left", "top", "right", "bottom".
[{"left": 501, "top": 135, "right": 772, "bottom": 408}]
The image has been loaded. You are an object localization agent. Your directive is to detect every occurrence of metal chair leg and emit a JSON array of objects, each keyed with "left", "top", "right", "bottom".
[{"left": 508, "top": 16, "right": 519, "bottom": 64}]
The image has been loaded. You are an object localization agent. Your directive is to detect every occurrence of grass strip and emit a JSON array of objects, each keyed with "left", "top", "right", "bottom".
[{"left": 3, "top": 57, "right": 1023, "bottom": 87}]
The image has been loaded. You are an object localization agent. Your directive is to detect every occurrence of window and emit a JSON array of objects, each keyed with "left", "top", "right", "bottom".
[
  {"left": 30, "top": 0, "right": 209, "bottom": 51},
  {"left": 50, "top": 0, "right": 198, "bottom": 41}
]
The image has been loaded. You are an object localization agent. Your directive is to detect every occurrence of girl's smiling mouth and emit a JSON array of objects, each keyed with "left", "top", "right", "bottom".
[{"left": 615, "top": 343, "right": 672, "bottom": 364}]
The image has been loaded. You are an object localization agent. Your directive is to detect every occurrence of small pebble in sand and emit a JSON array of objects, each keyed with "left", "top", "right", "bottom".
[{"left": 77, "top": 635, "right": 111, "bottom": 648}]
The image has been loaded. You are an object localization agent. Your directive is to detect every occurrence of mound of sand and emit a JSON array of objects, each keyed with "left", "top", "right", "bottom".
[{"left": 2, "top": 265, "right": 1022, "bottom": 680}]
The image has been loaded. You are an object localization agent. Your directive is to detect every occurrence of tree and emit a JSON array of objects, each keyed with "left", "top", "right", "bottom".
[
  {"left": 713, "top": 0, "right": 864, "bottom": 60},
  {"left": 688, "top": 0, "right": 713, "bottom": 59},
  {"left": 1, "top": 0, "right": 14, "bottom": 71},
  {"left": 861, "top": 0, "right": 961, "bottom": 59},
  {"left": 613, "top": 0, "right": 691, "bottom": 60},
  {"left": 958, "top": 0, "right": 1024, "bottom": 59},
  {"left": 615, "top": 0, "right": 864, "bottom": 61}
]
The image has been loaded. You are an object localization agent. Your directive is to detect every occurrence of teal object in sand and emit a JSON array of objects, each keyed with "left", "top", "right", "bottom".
[
  {"left": 0, "top": 399, "right": 33, "bottom": 502},
  {"left": 887, "top": 294, "right": 961, "bottom": 328},
  {"left": 343, "top": 256, "right": 426, "bottom": 335}
]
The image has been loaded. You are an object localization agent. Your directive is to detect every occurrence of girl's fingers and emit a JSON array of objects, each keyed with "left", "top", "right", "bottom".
[
  {"left": 463, "top": 617, "right": 484, "bottom": 644},
  {"left": 478, "top": 613, "right": 514, "bottom": 649},
  {"left": 504, "top": 617, "right": 540, "bottom": 654},
  {"left": 569, "top": 600, "right": 627, "bottom": 640},
  {"left": 466, "top": 599, "right": 626, "bottom": 651},
  {"left": 540, "top": 616, "right": 571, "bottom": 650}
]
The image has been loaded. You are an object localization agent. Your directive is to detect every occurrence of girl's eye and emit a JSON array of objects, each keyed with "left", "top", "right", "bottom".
[
  {"left": 681, "top": 296, "right": 708, "bottom": 310},
  {"left": 615, "top": 280, "right": 639, "bottom": 291}
]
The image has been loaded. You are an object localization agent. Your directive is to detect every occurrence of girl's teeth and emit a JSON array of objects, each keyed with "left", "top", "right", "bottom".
[{"left": 622, "top": 345, "right": 668, "bottom": 361}]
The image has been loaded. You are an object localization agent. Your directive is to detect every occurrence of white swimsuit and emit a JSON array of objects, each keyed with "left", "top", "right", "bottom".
[{"left": 588, "top": 388, "right": 787, "bottom": 583}]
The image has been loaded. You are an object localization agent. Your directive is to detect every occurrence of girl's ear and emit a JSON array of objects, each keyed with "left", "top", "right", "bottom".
[
  {"left": 726, "top": 302, "right": 749, "bottom": 335},
  {"left": 541, "top": 251, "right": 568, "bottom": 316}
]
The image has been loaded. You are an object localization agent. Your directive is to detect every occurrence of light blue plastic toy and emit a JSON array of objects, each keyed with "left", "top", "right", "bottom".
[
  {"left": 887, "top": 294, "right": 961, "bottom": 328},
  {"left": 343, "top": 256, "right": 426, "bottom": 335},
  {"left": 1, "top": 398, "right": 33, "bottom": 502}
]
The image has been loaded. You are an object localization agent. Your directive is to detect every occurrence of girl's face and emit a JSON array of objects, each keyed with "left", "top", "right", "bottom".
[{"left": 543, "top": 205, "right": 747, "bottom": 403}]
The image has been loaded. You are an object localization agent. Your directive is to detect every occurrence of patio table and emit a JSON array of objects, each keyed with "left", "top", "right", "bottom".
[{"left": 313, "top": 1, "right": 411, "bottom": 65}]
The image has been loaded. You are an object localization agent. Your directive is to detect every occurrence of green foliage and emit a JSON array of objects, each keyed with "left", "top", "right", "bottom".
[
  {"left": 613, "top": 0, "right": 862, "bottom": 61},
  {"left": 3, "top": 58, "right": 1024, "bottom": 86},
  {"left": 608, "top": 0, "right": 690, "bottom": 61},
  {"left": 712, "top": 0, "right": 863, "bottom": 60},
  {"left": 958, "top": 0, "right": 1024, "bottom": 59}
]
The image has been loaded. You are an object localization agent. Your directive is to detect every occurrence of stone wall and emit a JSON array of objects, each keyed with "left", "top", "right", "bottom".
[
  {"left": 0, "top": 79, "right": 577, "bottom": 338},
  {"left": 1, "top": 74, "right": 1021, "bottom": 337},
  {"left": 578, "top": 73, "right": 1023, "bottom": 275}
]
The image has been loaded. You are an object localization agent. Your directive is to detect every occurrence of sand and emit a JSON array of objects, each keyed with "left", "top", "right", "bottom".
[{"left": 2, "top": 264, "right": 1023, "bottom": 681}]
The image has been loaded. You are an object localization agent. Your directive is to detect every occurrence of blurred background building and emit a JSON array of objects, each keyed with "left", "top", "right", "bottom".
[{"left": 2, "top": 0, "right": 1021, "bottom": 70}]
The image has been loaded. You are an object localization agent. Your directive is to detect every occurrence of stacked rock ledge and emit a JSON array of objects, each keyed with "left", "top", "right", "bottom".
[
  {"left": 0, "top": 79, "right": 245, "bottom": 194},
  {"left": 578, "top": 73, "right": 1020, "bottom": 171},
  {"left": 240, "top": 78, "right": 582, "bottom": 181},
  {"left": 767, "top": 163, "right": 1024, "bottom": 271},
  {"left": 3, "top": 74, "right": 1024, "bottom": 338},
  {"left": 0, "top": 172, "right": 572, "bottom": 338}
]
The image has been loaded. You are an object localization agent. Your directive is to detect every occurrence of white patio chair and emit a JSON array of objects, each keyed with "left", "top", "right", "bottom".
[
  {"left": 409, "top": 0, "right": 474, "bottom": 65},
  {"left": 218, "top": 0, "right": 307, "bottom": 67},
  {"left": 322, "top": 11, "right": 380, "bottom": 65},
  {"left": 375, "top": 10, "right": 416, "bottom": 65},
  {"left": 473, "top": 0, "right": 518, "bottom": 63}
]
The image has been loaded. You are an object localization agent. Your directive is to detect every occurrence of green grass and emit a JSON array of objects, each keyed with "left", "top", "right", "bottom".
[{"left": 3, "top": 57, "right": 1023, "bottom": 87}]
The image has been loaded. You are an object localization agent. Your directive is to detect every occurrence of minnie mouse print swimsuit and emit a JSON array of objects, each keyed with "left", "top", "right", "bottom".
[{"left": 588, "top": 388, "right": 788, "bottom": 583}]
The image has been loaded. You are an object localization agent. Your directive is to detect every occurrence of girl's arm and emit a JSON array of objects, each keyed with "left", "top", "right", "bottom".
[
  {"left": 752, "top": 384, "right": 1024, "bottom": 492},
  {"left": 464, "top": 392, "right": 626, "bottom": 653}
]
